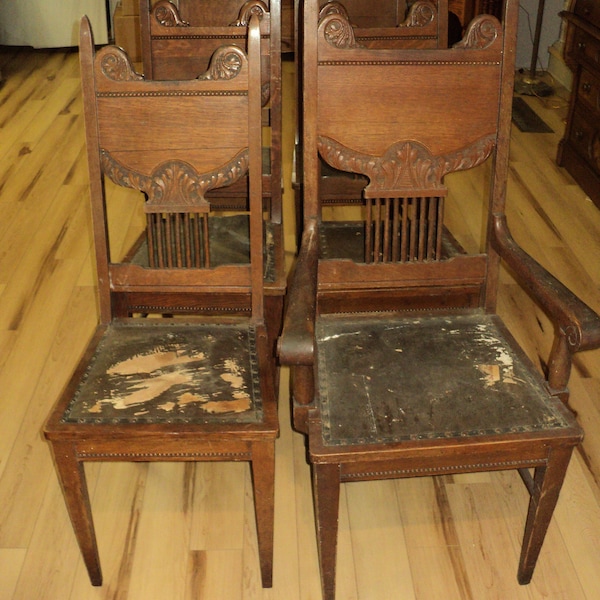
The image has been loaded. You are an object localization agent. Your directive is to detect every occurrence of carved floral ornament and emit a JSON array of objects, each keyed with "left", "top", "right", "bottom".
[
  {"left": 404, "top": 0, "right": 437, "bottom": 27},
  {"left": 153, "top": 0, "right": 190, "bottom": 27},
  {"left": 98, "top": 46, "right": 143, "bottom": 82},
  {"left": 99, "top": 150, "right": 249, "bottom": 210},
  {"left": 230, "top": 0, "right": 269, "bottom": 26},
  {"left": 197, "top": 46, "right": 246, "bottom": 81},
  {"left": 453, "top": 15, "right": 501, "bottom": 49},
  {"left": 317, "top": 135, "right": 496, "bottom": 195}
]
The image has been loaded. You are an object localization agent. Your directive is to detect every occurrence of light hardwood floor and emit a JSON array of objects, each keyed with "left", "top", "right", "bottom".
[{"left": 1, "top": 45, "right": 599, "bottom": 600}]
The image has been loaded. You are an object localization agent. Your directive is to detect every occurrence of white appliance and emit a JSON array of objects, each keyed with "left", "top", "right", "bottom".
[{"left": 0, "top": 0, "right": 108, "bottom": 47}]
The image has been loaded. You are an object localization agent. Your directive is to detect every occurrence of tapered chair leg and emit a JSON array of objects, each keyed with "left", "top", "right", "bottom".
[
  {"left": 251, "top": 442, "right": 276, "bottom": 587},
  {"left": 313, "top": 462, "right": 341, "bottom": 600},
  {"left": 50, "top": 442, "right": 102, "bottom": 586},
  {"left": 518, "top": 446, "right": 575, "bottom": 584}
]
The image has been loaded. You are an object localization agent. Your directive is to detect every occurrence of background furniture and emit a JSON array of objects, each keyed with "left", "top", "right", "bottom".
[
  {"left": 44, "top": 16, "right": 278, "bottom": 588},
  {"left": 138, "top": 0, "right": 286, "bottom": 368},
  {"left": 0, "top": 0, "right": 108, "bottom": 47},
  {"left": 293, "top": 0, "right": 449, "bottom": 246},
  {"left": 557, "top": 0, "right": 600, "bottom": 208}
]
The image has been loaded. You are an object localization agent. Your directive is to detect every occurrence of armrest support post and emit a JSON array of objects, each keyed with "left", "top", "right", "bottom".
[{"left": 277, "top": 218, "right": 319, "bottom": 365}]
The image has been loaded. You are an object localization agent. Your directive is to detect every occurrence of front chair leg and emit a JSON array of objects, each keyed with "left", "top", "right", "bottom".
[
  {"left": 50, "top": 441, "right": 102, "bottom": 586},
  {"left": 250, "top": 442, "right": 276, "bottom": 587},
  {"left": 518, "top": 445, "right": 575, "bottom": 584},
  {"left": 313, "top": 462, "right": 341, "bottom": 600}
]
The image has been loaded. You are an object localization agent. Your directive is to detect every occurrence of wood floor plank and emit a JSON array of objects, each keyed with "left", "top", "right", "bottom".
[
  {"left": 552, "top": 454, "right": 600, "bottom": 599},
  {"left": 190, "top": 462, "right": 246, "bottom": 552},
  {"left": 444, "top": 477, "right": 536, "bottom": 600},
  {"left": 126, "top": 463, "right": 192, "bottom": 600},
  {"left": 346, "top": 479, "right": 415, "bottom": 599},
  {"left": 0, "top": 283, "right": 96, "bottom": 544},
  {"left": 397, "top": 476, "right": 471, "bottom": 600},
  {"left": 0, "top": 549, "right": 26, "bottom": 600}
]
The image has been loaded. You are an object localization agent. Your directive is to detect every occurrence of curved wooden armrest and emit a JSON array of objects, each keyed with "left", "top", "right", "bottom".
[
  {"left": 277, "top": 218, "right": 319, "bottom": 366},
  {"left": 492, "top": 214, "right": 600, "bottom": 354}
]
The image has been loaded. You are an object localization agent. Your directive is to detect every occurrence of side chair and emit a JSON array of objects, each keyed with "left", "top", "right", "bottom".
[{"left": 44, "top": 15, "right": 277, "bottom": 588}]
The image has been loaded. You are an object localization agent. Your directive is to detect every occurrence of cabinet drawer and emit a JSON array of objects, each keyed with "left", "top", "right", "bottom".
[
  {"left": 570, "top": 107, "right": 600, "bottom": 173},
  {"left": 572, "top": 27, "right": 600, "bottom": 68},
  {"left": 573, "top": 0, "right": 600, "bottom": 25},
  {"left": 577, "top": 66, "right": 600, "bottom": 112}
]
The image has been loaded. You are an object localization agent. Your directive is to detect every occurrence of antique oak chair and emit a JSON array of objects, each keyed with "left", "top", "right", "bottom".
[
  {"left": 44, "top": 16, "right": 277, "bottom": 588},
  {"left": 138, "top": 0, "right": 285, "bottom": 371},
  {"left": 279, "top": 1, "right": 600, "bottom": 598},
  {"left": 293, "top": 0, "right": 449, "bottom": 245}
]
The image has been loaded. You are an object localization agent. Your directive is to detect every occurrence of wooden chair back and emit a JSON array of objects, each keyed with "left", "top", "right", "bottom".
[
  {"left": 82, "top": 10, "right": 265, "bottom": 322},
  {"left": 303, "top": 4, "right": 509, "bottom": 311},
  {"left": 43, "top": 17, "right": 278, "bottom": 589}
]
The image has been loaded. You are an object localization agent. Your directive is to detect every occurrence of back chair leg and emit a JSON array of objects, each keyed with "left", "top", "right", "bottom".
[
  {"left": 50, "top": 442, "right": 102, "bottom": 586},
  {"left": 518, "top": 446, "right": 574, "bottom": 584}
]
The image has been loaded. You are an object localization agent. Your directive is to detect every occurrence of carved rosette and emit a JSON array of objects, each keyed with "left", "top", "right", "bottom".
[
  {"left": 197, "top": 46, "right": 246, "bottom": 81},
  {"left": 320, "top": 13, "right": 361, "bottom": 49},
  {"left": 402, "top": 0, "right": 436, "bottom": 28},
  {"left": 453, "top": 15, "right": 500, "bottom": 49},
  {"left": 97, "top": 47, "right": 143, "bottom": 82},
  {"left": 317, "top": 135, "right": 496, "bottom": 194},
  {"left": 153, "top": 0, "right": 189, "bottom": 27},
  {"left": 230, "top": 0, "right": 268, "bottom": 26},
  {"left": 100, "top": 149, "right": 249, "bottom": 209}
]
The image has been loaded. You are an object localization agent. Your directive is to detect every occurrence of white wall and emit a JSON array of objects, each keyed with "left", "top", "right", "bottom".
[{"left": 516, "top": 0, "right": 567, "bottom": 71}]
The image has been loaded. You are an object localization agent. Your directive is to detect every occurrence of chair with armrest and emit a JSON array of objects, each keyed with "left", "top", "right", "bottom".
[
  {"left": 44, "top": 15, "right": 277, "bottom": 588},
  {"left": 139, "top": 0, "right": 285, "bottom": 352},
  {"left": 279, "top": 1, "right": 600, "bottom": 598}
]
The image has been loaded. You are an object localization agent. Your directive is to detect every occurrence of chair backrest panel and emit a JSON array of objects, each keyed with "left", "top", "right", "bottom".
[
  {"left": 302, "top": 4, "right": 516, "bottom": 313},
  {"left": 93, "top": 47, "right": 250, "bottom": 177},
  {"left": 325, "top": 0, "right": 407, "bottom": 28},
  {"left": 140, "top": 0, "right": 283, "bottom": 224},
  {"left": 317, "top": 14, "right": 503, "bottom": 165},
  {"left": 176, "top": 0, "right": 255, "bottom": 25},
  {"left": 80, "top": 15, "right": 264, "bottom": 322}
]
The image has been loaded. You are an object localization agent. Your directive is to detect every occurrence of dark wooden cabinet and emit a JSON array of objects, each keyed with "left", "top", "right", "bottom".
[{"left": 557, "top": 0, "right": 600, "bottom": 208}]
